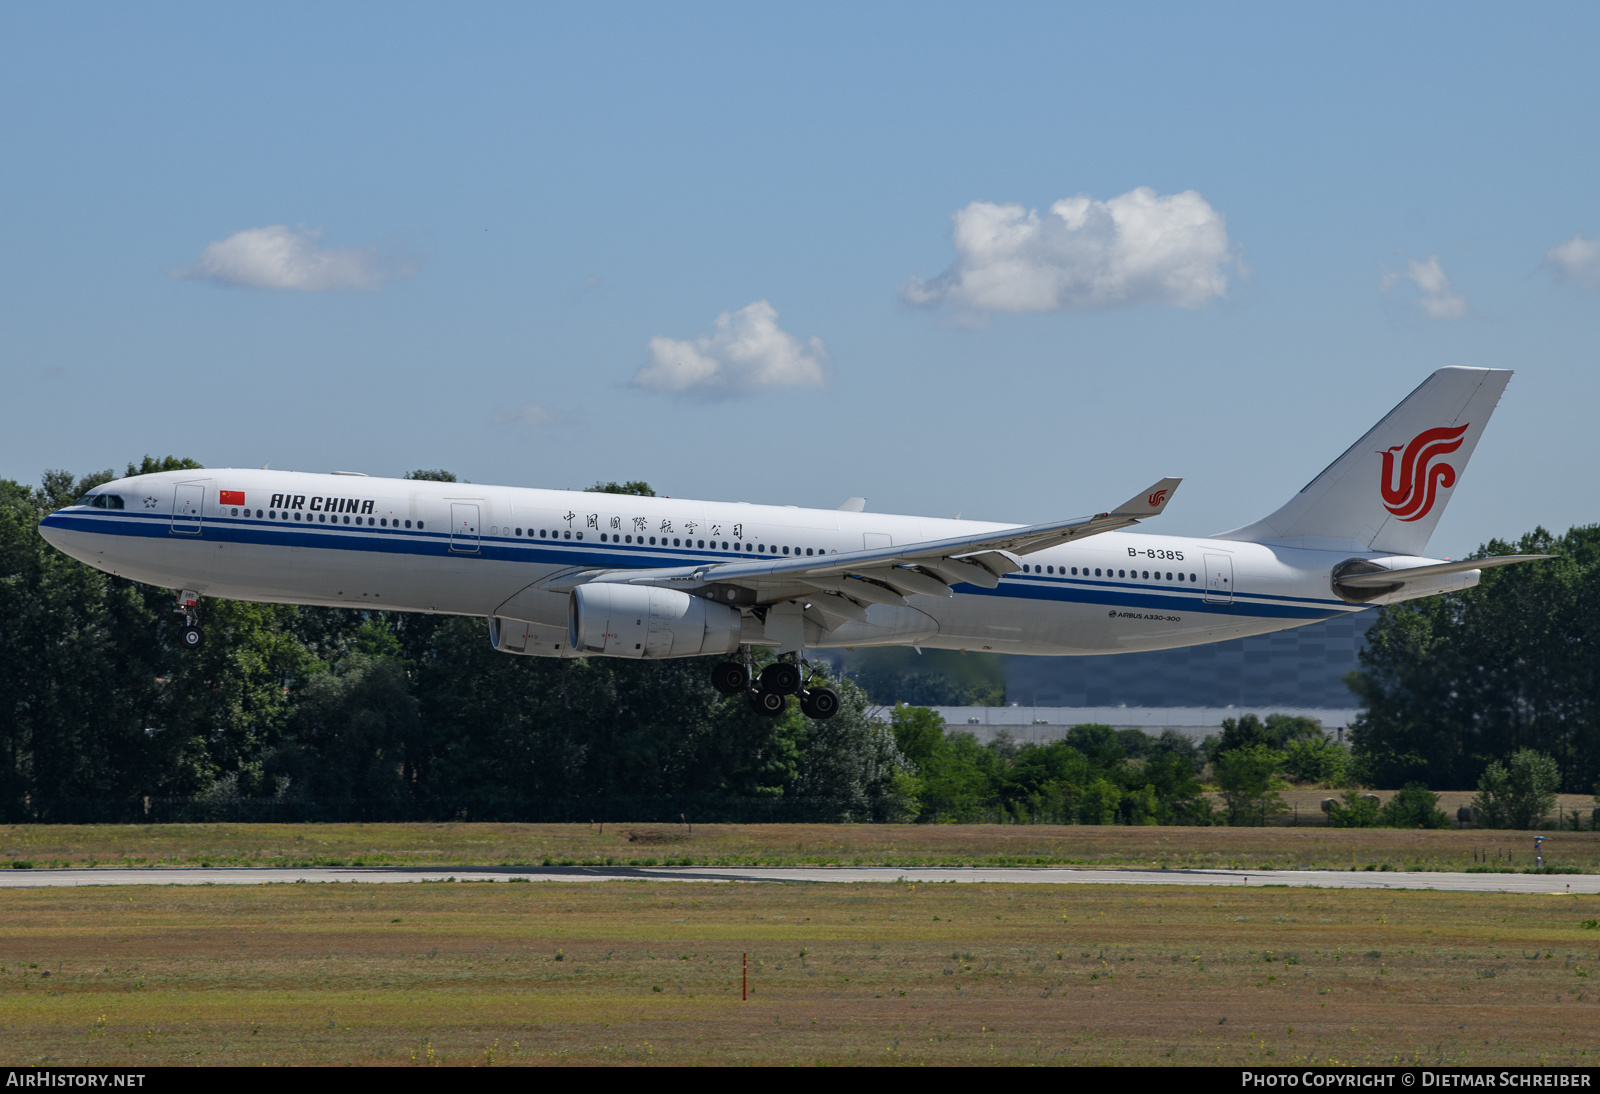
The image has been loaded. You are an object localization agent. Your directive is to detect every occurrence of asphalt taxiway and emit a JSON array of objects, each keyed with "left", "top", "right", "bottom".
[{"left": 0, "top": 865, "right": 1592, "bottom": 893}]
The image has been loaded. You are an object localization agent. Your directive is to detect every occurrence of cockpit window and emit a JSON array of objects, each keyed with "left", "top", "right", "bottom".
[{"left": 78, "top": 494, "right": 125, "bottom": 510}]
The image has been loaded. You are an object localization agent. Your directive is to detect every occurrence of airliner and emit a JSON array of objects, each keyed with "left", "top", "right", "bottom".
[{"left": 38, "top": 367, "right": 1546, "bottom": 720}]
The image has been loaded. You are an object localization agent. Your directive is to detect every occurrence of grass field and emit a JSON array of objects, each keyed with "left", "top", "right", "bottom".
[
  {"left": 3, "top": 880, "right": 1599, "bottom": 1066},
  {"left": 4, "top": 821, "right": 1597, "bottom": 873}
]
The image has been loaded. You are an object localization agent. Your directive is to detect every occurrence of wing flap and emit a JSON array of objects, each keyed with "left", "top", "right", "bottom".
[{"left": 585, "top": 476, "right": 1179, "bottom": 605}]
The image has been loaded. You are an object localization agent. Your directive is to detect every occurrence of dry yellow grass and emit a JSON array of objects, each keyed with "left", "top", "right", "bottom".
[
  {"left": 3, "top": 880, "right": 1599, "bottom": 1065},
  {"left": 3, "top": 821, "right": 1596, "bottom": 873}
]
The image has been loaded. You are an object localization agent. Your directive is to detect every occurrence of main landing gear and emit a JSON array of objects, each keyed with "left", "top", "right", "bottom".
[
  {"left": 176, "top": 589, "right": 204, "bottom": 652},
  {"left": 711, "top": 651, "right": 839, "bottom": 720}
]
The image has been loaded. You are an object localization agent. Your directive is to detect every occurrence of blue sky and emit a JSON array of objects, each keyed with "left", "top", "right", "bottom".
[{"left": 3, "top": 3, "right": 1597, "bottom": 555}]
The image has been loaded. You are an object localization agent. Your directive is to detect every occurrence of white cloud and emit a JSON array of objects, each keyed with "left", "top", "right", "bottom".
[
  {"left": 902, "top": 187, "right": 1236, "bottom": 314},
  {"left": 492, "top": 401, "right": 563, "bottom": 428},
  {"left": 177, "top": 225, "right": 406, "bottom": 291},
  {"left": 1380, "top": 255, "right": 1468, "bottom": 319},
  {"left": 633, "top": 300, "right": 828, "bottom": 398},
  {"left": 1544, "top": 234, "right": 1600, "bottom": 287}
]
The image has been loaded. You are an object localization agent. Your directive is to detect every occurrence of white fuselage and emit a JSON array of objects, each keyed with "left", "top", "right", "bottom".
[{"left": 39, "top": 468, "right": 1473, "bottom": 657}]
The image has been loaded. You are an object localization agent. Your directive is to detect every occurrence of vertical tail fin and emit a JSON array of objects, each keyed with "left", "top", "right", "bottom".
[{"left": 1220, "top": 367, "right": 1512, "bottom": 555}]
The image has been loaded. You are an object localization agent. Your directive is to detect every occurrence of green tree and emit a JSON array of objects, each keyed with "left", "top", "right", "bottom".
[
  {"left": 1214, "top": 745, "right": 1288, "bottom": 825},
  {"left": 1282, "top": 734, "right": 1350, "bottom": 784},
  {"left": 1377, "top": 782, "right": 1450, "bottom": 829},
  {"left": 1205, "top": 713, "right": 1326, "bottom": 765},
  {"left": 789, "top": 677, "right": 909, "bottom": 819},
  {"left": 1471, "top": 748, "right": 1561, "bottom": 829},
  {"left": 586, "top": 480, "right": 655, "bottom": 497},
  {"left": 1063, "top": 724, "right": 1124, "bottom": 768},
  {"left": 405, "top": 469, "right": 458, "bottom": 482},
  {"left": 1125, "top": 751, "right": 1212, "bottom": 824},
  {"left": 1348, "top": 527, "right": 1596, "bottom": 791},
  {"left": 889, "top": 704, "right": 948, "bottom": 770},
  {"left": 1325, "top": 788, "right": 1380, "bottom": 828},
  {"left": 126, "top": 455, "right": 204, "bottom": 478},
  {"left": 838, "top": 648, "right": 1005, "bottom": 706},
  {"left": 270, "top": 653, "right": 420, "bottom": 805}
]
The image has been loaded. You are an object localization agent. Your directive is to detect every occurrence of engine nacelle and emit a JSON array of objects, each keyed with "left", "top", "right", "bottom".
[
  {"left": 489, "top": 617, "right": 584, "bottom": 658},
  {"left": 568, "top": 583, "right": 742, "bottom": 659}
]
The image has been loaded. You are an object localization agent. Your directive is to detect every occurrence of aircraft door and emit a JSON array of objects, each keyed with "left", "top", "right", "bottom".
[
  {"left": 1202, "top": 553, "right": 1234, "bottom": 605},
  {"left": 170, "top": 484, "right": 204, "bottom": 535},
  {"left": 450, "top": 502, "right": 480, "bottom": 554},
  {"left": 863, "top": 532, "right": 892, "bottom": 550}
]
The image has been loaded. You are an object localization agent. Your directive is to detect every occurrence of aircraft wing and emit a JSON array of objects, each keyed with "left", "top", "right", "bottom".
[{"left": 587, "top": 477, "right": 1181, "bottom": 610}]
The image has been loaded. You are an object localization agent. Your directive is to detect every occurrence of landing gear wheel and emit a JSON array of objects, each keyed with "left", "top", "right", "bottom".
[
  {"left": 748, "top": 689, "right": 788, "bottom": 717},
  {"left": 799, "top": 686, "right": 840, "bottom": 720},
  {"left": 180, "top": 624, "right": 204, "bottom": 652},
  {"left": 710, "top": 661, "right": 749, "bottom": 694},
  {"left": 758, "top": 662, "right": 802, "bottom": 696}
]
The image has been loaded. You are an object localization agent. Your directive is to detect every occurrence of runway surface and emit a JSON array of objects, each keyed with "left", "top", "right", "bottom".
[{"left": 0, "top": 865, "right": 1594, "bottom": 893}]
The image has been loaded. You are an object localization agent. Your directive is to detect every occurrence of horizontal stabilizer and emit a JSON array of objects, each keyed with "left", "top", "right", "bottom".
[{"left": 1334, "top": 554, "right": 1555, "bottom": 588}]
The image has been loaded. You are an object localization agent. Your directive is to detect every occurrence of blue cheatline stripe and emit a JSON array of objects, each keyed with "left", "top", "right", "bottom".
[{"left": 41, "top": 509, "right": 1350, "bottom": 622}]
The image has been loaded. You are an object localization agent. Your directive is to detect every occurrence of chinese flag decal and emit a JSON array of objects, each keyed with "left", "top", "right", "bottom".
[{"left": 220, "top": 490, "right": 245, "bottom": 506}]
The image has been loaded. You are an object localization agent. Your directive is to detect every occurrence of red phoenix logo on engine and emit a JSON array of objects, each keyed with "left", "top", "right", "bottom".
[
  {"left": 1380, "top": 424, "right": 1468, "bottom": 522},
  {"left": 1147, "top": 489, "right": 1169, "bottom": 508}
]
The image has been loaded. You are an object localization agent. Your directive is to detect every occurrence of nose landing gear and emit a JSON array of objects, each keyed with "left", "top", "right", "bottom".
[{"left": 175, "top": 589, "right": 204, "bottom": 651}]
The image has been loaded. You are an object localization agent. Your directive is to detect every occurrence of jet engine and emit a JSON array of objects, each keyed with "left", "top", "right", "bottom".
[{"left": 568, "top": 583, "right": 742, "bottom": 659}]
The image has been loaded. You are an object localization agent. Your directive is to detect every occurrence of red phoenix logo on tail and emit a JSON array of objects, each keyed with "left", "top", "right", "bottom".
[
  {"left": 1380, "top": 424, "right": 1468, "bottom": 522},
  {"left": 1147, "top": 489, "right": 1169, "bottom": 508}
]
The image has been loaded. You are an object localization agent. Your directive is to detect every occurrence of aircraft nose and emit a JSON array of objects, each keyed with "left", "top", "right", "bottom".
[{"left": 37, "top": 510, "right": 93, "bottom": 563}]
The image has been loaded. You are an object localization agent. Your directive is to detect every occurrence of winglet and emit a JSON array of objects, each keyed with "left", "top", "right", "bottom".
[
  {"left": 1111, "top": 477, "right": 1182, "bottom": 518},
  {"left": 836, "top": 497, "right": 867, "bottom": 512}
]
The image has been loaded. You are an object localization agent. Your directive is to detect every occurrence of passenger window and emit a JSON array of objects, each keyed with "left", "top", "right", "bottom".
[
  {"left": 1177, "top": 572, "right": 1184, "bottom": 581},
  {"left": 417, "top": 522, "right": 424, "bottom": 529},
  {"left": 782, "top": 546, "right": 789, "bottom": 554},
  {"left": 405, "top": 520, "right": 412, "bottom": 528},
  {"left": 1189, "top": 573, "right": 1196, "bottom": 582},
  {"left": 698, "top": 540, "right": 705, "bottom": 548},
  {"left": 230, "top": 508, "right": 239, "bottom": 516},
  {"left": 674, "top": 538, "right": 681, "bottom": 546},
  {"left": 255, "top": 509, "right": 262, "bottom": 518},
  {"left": 1166, "top": 572, "right": 1173, "bottom": 580},
  {"left": 1094, "top": 568, "right": 1100, "bottom": 576},
  {"left": 649, "top": 536, "right": 656, "bottom": 545},
  {"left": 564, "top": 531, "right": 571, "bottom": 539},
  {"left": 1117, "top": 569, "right": 1124, "bottom": 577},
  {"left": 806, "top": 548, "right": 813, "bottom": 556},
  {"left": 575, "top": 532, "right": 582, "bottom": 540},
  {"left": 1142, "top": 570, "right": 1149, "bottom": 579}
]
